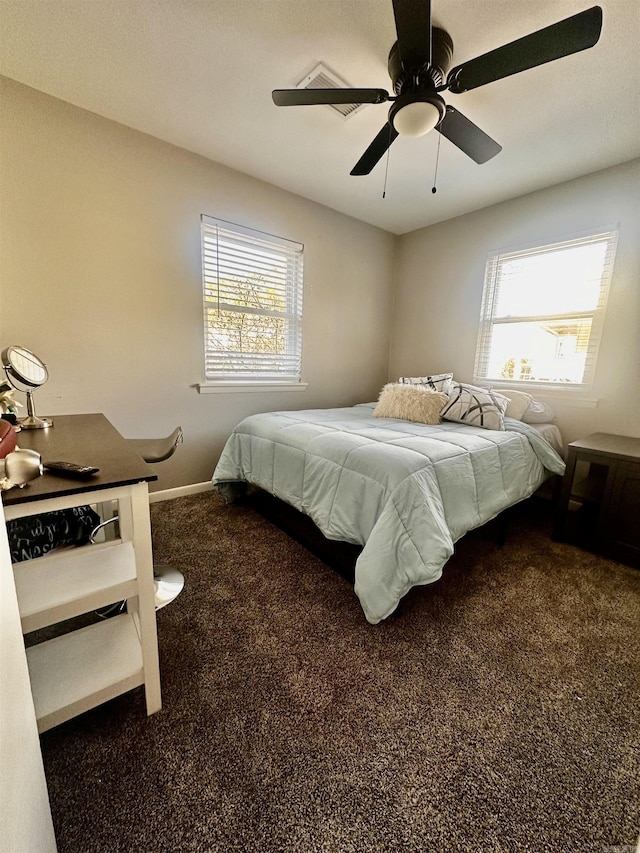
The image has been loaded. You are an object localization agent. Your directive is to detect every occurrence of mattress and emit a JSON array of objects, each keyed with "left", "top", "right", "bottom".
[{"left": 213, "top": 404, "right": 566, "bottom": 623}]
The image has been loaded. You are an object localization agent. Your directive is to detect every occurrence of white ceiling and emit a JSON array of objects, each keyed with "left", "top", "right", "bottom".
[{"left": 1, "top": 0, "right": 639, "bottom": 235}]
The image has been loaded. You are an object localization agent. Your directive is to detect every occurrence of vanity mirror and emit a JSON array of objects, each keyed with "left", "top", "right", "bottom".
[{"left": 1, "top": 346, "right": 53, "bottom": 429}]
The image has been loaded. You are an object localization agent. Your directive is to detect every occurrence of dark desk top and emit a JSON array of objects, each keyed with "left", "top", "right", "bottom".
[{"left": 2, "top": 414, "right": 157, "bottom": 508}]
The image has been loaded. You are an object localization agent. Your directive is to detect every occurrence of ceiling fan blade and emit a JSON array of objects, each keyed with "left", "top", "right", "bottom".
[
  {"left": 272, "top": 88, "right": 389, "bottom": 106},
  {"left": 392, "top": 0, "right": 432, "bottom": 70},
  {"left": 446, "top": 5, "right": 603, "bottom": 94},
  {"left": 436, "top": 106, "right": 502, "bottom": 164},
  {"left": 350, "top": 123, "right": 400, "bottom": 176}
]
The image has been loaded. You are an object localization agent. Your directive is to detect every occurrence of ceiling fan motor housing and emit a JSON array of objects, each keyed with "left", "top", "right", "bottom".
[
  {"left": 388, "top": 27, "right": 454, "bottom": 94},
  {"left": 387, "top": 27, "right": 452, "bottom": 135}
]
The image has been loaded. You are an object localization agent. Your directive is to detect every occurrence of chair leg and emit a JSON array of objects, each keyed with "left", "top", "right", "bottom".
[
  {"left": 125, "top": 427, "right": 185, "bottom": 609},
  {"left": 91, "top": 517, "right": 184, "bottom": 610}
]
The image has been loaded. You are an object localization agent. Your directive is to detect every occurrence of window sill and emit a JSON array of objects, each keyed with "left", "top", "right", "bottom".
[
  {"left": 197, "top": 381, "right": 308, "bottom": 394},
  {"left": 478, "top": 380, "right": 599, "bottom": 408},
  {"left": 530, "top": 391, "right": 599, "bottom": 408}
]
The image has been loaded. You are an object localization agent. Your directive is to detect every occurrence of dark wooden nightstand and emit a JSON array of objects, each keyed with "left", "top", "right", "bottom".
[{"left": 553, "top": 432, "right": 640, "bottom": 567}]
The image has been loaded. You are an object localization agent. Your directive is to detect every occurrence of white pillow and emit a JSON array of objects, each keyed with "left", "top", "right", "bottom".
[
  {"left": 397, "top": 372, "right": 453, "bottom": 394},
  {"left": 498, "top": 388, "right": 534, "bottom": 420},
  {"left": 441, "top": 383, "right": 509, "bottom": 431},
  {"left": 522, "top": 399, "right": 556, "bottom": 423},
  {"left": 374, "top": 383, "right": 449, "bottom": 425}
]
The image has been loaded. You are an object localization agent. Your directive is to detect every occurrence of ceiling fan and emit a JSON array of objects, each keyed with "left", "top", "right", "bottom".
[{"left": 272, "top": 1, "right": 603, "bottom": 175}]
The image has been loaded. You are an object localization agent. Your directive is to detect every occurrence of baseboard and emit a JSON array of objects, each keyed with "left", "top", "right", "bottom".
[{"left": 149, "top": 482, "right": 213, "bottom": 503}]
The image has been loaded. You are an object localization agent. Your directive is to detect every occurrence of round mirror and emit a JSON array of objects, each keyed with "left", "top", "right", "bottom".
[
  {"left": 1, "top": 346, "right": 53, "bottom": 429},
  {"left": 2, "top": 346, "right": 48, "bottom": 387}
]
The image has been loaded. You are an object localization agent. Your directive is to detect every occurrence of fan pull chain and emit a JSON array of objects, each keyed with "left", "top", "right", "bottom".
[
  {"left": 432, "top": 131, "right": 442, "bottom": 194},
  {"left": 382, "top": 124, "right": 393, "bottom": 198}
]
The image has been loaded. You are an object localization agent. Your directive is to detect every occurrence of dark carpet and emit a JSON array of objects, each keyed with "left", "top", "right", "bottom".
[{"left": 40, "top": 491, "right": 640, "bottom": 853}]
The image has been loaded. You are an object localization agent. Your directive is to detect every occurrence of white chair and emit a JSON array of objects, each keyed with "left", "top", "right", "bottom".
[{"left": 94, "top": 427, "right": 185, "bottom": 614}]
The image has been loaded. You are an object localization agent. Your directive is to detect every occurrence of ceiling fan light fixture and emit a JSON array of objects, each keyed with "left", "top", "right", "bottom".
[{"left": 389, "top": 94, "right": 445, "bottom": 137}]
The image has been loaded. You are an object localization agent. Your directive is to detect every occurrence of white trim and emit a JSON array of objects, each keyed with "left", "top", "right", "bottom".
[
  {"left": 197, "top": 381, "right": 308, "bottom": 394},
  {"left": 485, "top": 223, "right": 620, "bottom": 259},
  {"left": 149, "top": 482, "right": 213, "bottom": 503},
  {"left": 532, "top": 393, "right": 599, "bottom": 409},
  {"left": 201, "top": 215, "right": 303, "bottom": 252},
  {"left": 484, "top": 381, "right": 599, "bottom": 408}
]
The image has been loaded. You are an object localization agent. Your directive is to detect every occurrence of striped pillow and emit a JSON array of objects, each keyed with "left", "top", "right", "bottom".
[
  {"left": 398, "top": 372, "right": 453, "bottom": 394},
  {"left": 441, "top": 383, "right": 509, "bottom": 431}
]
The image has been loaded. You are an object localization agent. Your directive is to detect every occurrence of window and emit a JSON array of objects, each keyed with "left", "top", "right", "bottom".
[
  {"left": 473, "top": 230, "right": 618, "bottom": 390},
  {"left": 201, "top": 216, "right": 304, "bottom": 383}
]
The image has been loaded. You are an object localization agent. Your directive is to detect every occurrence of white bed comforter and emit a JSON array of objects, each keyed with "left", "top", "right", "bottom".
[{"left": 212, "top": 404, "right": 565, "bottom": 623}]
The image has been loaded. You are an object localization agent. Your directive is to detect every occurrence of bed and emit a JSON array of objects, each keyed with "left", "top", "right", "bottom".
[{"left": 212, "top": 403, "right": 566, "bottom": 624}]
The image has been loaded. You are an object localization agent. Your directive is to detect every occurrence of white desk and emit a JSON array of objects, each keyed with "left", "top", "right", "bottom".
[{"left": 1, "top": 414, "right": 162, "bottom": 850}]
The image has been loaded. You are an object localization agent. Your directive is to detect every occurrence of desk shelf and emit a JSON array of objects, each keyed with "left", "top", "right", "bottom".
[
  {"left": 26, "top": 613, "right": 144, "bottom": 733},
  {"left": 14, "top": 541, "right": 138, "bottom": 634}
]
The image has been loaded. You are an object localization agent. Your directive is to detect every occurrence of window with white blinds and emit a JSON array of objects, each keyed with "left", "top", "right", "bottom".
[
  {"left": 201, "top": 216, "right": 304, "bottom": 382},
  {"left": 473, "top": 230, "right": 618, "bottom": 390}
]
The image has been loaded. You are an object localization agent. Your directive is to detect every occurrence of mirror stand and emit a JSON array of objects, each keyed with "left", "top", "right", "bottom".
[{"left": 20, "top": 389, "right": 53, "bottom": 430}]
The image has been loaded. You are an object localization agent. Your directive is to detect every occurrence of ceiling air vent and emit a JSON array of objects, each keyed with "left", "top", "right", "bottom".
[{"left": 296, "top": 63, "right": 367, "bottom": 119}]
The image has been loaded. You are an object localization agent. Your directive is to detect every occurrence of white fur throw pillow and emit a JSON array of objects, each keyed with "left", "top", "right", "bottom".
[{"left": 374, "top": 383, "right": 449, "bottom": 424}]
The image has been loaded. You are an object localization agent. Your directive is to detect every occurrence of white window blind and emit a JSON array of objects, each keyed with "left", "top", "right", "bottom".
[
  {"left": 473, "top": 230, "right": 618, "bottom": 390},
  {"left": 201, "top": 216, "right": 304, "bottom": 382}
]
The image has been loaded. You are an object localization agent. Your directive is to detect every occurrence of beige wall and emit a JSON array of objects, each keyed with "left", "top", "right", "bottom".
[
  {"left": 0, "top": 77, "right": 396, "bottom": 489},
  {"left": 2, "top": 75, "right": 638, "bottom": 487},
  {"left": 390, "top": 160, "right": 640, "bottom": 445}
]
